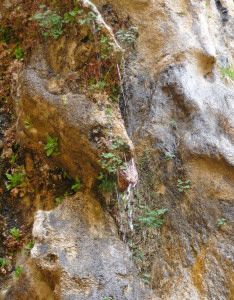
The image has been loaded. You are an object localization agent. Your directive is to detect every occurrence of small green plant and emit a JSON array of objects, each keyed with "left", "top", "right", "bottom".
[
  {"left": 44, "top": 135, "right": 60, "bottom": 157},
  {"left": 11, "top": 154, "right": 18, "bottom": 164},
  {"left": 71, "top": 177, "right": 82, "bottom": 192},
  {"left": 221, "top": 65, "right": 234, "bottom": 80},
  {"left": 89, "top": 81, "right": 109, "bottom": 93},
  {"left": 54, "top": 192, "right": 68, "bottom": 206},
  {"left": 99, "top": 152, "right": 126, "bottom": 173},
  {"left": 141, "top": 273, "right": 151, "bottom": 284},
  {"left": 25, "top": 241, "right": 34, "bottom": 251},
  {"left": 14, "top": 45, "right": 24, "bottom": 60},
  {"left": 0, "top": 258, "right": 8, "bottom": 269},
  {"left": 132, "top": 248, "right": 145, "bottom": 263},
  {"left": 98, "top": 172, "right": 115, "bottom": 192},
  {"left": 34, "top": 6, "right": 64, "bottom": 39},
  {"left": 6, "top": 169, "right": 26, "bottom": 190},
  {"left": 177, "top": 179, "right": 190, "bottom": 192},
  {"left": 169, "top": 120, "right": 177, "bottom": 128},
  {"left": 24, "top": 114, "right": 33, "bottom": 129},
  {"left": 77, "top": 11, "right": 97, "bottom": 25},
  {"left": 116, "top": 26, "right": 138, "bottom": 46},
  {"left": 64, "top": 9, "right": 83, "bottom": 25},
  {"left": 10, "top": 227, "right": 21, "bottom": 240},
  {"left": 100, "top": 36, "right": 115, "bottom": 59},
  {"left": 136, "top": 206, "right": 168, "bottom": 229},
  {"left": 217, "top": 218, "right": 227, "bottom": 228},
  {"left": 106, "top": 108, "right": 112, "bottom": 115},
  {"left": 14, "top": 266, "right": 23, "bottom": 278},
  {"left": 165, "top": 152, "right": 175, "bottom": 161},
  {"left": 110, "top": 137, "right": 130, "bottom": 151},
  {"left": 180, "top": 9, "right": 185, "bottom": 15},
  {"left": 103, "top": 297, "right": 116, "bottom": 300}
]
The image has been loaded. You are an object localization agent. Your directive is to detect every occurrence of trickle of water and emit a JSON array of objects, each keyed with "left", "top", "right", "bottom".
[
  {"left": 117, "top": 182, "right": 136, "bottom": 243},
  {"left": 117, "top": 63, "right": 127, "bottom": 108}
]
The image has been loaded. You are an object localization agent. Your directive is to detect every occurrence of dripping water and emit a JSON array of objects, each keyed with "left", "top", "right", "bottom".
[{"left": 117, "top": 63, "right": 127, "bottom": 111}]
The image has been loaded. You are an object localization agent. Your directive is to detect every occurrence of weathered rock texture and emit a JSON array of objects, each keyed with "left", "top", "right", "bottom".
[
  {"left": 95, "top": 0, "right": 234, "bottom": 299},
  {"left": 2, "top": 194, "right": 142, "bottom": 299},
  {"left": 1, "top": 0, "right": 234, "bottom": 299}
]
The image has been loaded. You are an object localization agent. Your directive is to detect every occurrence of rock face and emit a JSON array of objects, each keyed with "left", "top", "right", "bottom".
[
  {"left": 29, "top": 193, "right": 142, "bottom": 299},
  {"left": 99, "top": 0, "right": 233, "bottom": 299},
  {"left": 16, "top": 44, "right": 136, "bottom": 190},
  {"left": 1, "top": 0, "right": 234, "bottom": 299}
]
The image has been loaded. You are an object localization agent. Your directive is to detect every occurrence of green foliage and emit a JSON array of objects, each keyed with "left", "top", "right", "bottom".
[
  {"left": 169, "top": 120, "right": 177, "bottom": 128},
  {"left": 99, "top": 152, "right": 126, "bottom": 173},
  {"left": 77, "top": 11, "right": 97, "bottom": 25},
  {"left": 100, "top": 36, "right": 115, "bottom": 60},
  {"left": 14, "top": 45, "right": 24, "bottom": 60},
  {"left": 24, "top": 114, "right": 33, "bottom": 129},
  {"left": 25, "top": 241, "right": 34, "bottom": 251},
  {"left": 0, "top": 27, "right": 13, "bottom": 43},
  {"left": 14, "top": 266, "right": 23, "bottom": 278},
  {"left": 0, "top": 258, "right": 8, "bottom": 269},
  {"left": 98, "top": 172, "right": 115, "bottom": 192},
  {"left": 44, "top": 135, "right": 60, "bottom": 157},
  {"left": 34, "top": 6, "right": 64, "bottom": 39},
  {"left": 103, "top": 297, "right": 116, "bottom": 300},
  {"left": 141, "top": 273, "right": 151, "bottom": 284},
  {"left": 55, "top": 197, "right": 64, "bottom": 206},
  {"left": 11, "top": 154, "right": 18, "bottom": 164},
  {"left": 110, "top": 137, "right": 130, "bottom": 152},
  {"left": 164, "top": 152, "right": 175, "bottom": 161},
  {"left": 136, "top": 206, "right": 168, "bottom": 229},
  {"left": 106, "top": 108, "right": 112, "bottom": 115},
  {"left": 217, "top": 218, "right": 227, "bottom": 228},
  {"left": 132, "top": 248, "right": 145, "bottom": 262},
  {"left": 10, "top": 227, "right": 21, "bottom": 240},
  {"left": 116, "top": 26, "right": 138, "bottom": 46},
  {"left": 177, "top": 179, "right": 190, "bottom": 192},
  {"left": 5, "top": 169, "right": 26, "bottom": 190},
  {"left": 64, "top": 9, "right": 83, "bottom": 25},
  {"left": 89, "top": 81, "right": 109, "bottom": 93},
  {"left": 71, "top": 177, "right": 82, "bottom": 192},
  {"left": 34, "top": 5, "right": 98, "bottom": 39},
  {"left": 221, "top": 65, "right": 234, "bottom": 80}
]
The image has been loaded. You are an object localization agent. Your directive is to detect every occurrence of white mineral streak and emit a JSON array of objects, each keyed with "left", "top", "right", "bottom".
[{"left": 79, "top": 0, "right": 123, "bottom": 51}]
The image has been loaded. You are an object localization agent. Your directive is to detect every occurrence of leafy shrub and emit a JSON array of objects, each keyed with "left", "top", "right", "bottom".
[
  {"left": 71, "top": 177, "right": 82, "bottom": 192},
  {"left": 14, "top": 45, "right": 24, "bottom": 60},
  {"left": 25, "top": 241, "right": 34, "bottom": 251},
  {"left": 24, "top": 114, "right": 33, "bottom": 129},
  {"left": 164, "top": 152, "right": 175, "bottom": 161},
  {"left": 44, "top": 135, "right": 60, "bottom": 157},
  {"left": 177, "top": 179, "right": 190, "bottom": 192},
  {"left": 141, "top": 273, "right": 151, "bottom": 284},
  {"left": 89, "top": 81, "right": 109, "bottom": 93},
  {"left": 0, "top": 258, "right": 8, "bottom": 269},
  {"left": 99, "top": 152, "right": 126, "bottom": 173},
  {"left": 217, "top": 218, "right": 227, "bottom": 227},
  {"left": 6, "top": 170, "right": 26, "bottom": 190},
  {"left": 14, "top": 266, "right": 23, "bottom": 278},
  {"left": 136, "top": 206, "right": 168, "bottom": 229},
  {"left": 34, "top": 5, "right": 64, "bottom": 39},
  {"left": 98, "top": 172, "right": 115, "bottom": 192},
  {"left": 116, "top": 26, "right": 138, "bottom": 46},
  {"left": 10, "top": 227, "right": 21, "bottom": 240}
]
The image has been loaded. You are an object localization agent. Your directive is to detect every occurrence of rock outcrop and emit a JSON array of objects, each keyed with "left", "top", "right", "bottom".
[{"left": 0, "top": 0, "right": 233, "bottom": 299}]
